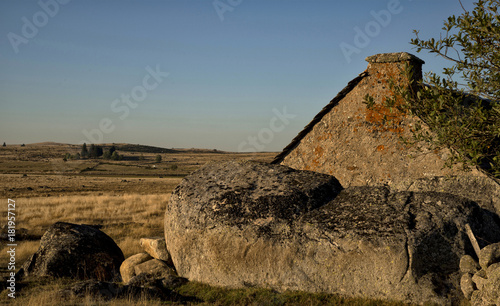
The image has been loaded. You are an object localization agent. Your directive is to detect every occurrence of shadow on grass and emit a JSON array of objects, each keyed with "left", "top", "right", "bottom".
[
  {"left": 1, "top": 276, "right": 458, "bottom": 306},
  {"left": 175, "top": 281, "right": 411, "bottom": 306}
]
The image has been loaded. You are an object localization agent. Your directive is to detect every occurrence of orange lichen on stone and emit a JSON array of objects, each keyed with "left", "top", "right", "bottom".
[
  {"left": 364, "top": 103, "right": 407, "bottom": 135},
  {"left": 317, "top": 132, "right": 332, "bottom": 141},
  {"left": 313, "top": 146, "right": 324, "bottom": 158},
  {"left": 376, "top": 145, "right": 385, "bottom": 152}
]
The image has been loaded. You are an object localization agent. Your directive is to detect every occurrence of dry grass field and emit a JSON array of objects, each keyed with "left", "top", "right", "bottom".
[{"left": 0, "top": 143, "right": 410, "bottom": 305}]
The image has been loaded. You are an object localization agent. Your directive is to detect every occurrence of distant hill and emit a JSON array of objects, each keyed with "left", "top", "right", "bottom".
[
  {"left": 114, "top": 144, "right": 177, "bottom": 154},
  {"left": 115, "top": 144, "right": 227, "bottom": 154},
  {"left": 27, "top": 142, "right": 70, "bottom": 146},
  {"left": 20, "top": 142, "right": 228, "bottom": 154}
]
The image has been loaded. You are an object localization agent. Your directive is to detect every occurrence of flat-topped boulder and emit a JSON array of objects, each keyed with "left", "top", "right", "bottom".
[{"left": 164, "top": 161, "right": 500, "bottom": 304}]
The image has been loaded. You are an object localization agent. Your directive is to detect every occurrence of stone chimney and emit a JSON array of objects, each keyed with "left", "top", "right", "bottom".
[{"left": 365, "top": 52, "right": 424, "bottom": 87}]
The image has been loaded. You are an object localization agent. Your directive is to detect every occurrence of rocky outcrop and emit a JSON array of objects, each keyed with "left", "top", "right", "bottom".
[
  {"left": 120, "top": 253, "right": 153, "bottom": 284},
  {"left": 460, "top": 243, "right": 500, "bottom": 305},
  {"left": 140, "top": 237, "right": 173, "bottom": 264},
  {"left": 120, "top": 237, "right": 179, "bottom": 286},
  {"left": 134, "top": 259, "right": 176, "bottom": 280},
  {"left": 18, "top": 222, "right": 124, "bottom": 281},
  {"left": 164, "top": 160, "right": 500, "bottom": 304}
]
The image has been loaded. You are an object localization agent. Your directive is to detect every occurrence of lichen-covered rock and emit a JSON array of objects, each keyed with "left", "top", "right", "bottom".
[
  {"left": 486, "top": 262, "right": 500, "bottom": 278},
  {"left": 393, "top": 176, "right": 500, "bottom": 217},
  {"left": 164, "top": 160, "right": 500, "bottom": 304},
  {"left": 482, "top": 264, "right": 500, "bottom": 304},
  {"left": 472, "top": 270, "right": 488, "bottom": 292},
  {"left": 461, "top": 273, "right": 476, "bottom": 300},
  {"left": 120, "top": 253, "right": 153, "bottom": 284},
  {"left": 479, "top": 242, "right": 500, "bottom": 270},
  {"left": 19, "top": 222, "right": 124, "bottom": 281},
  {"left": 134, "top": 259, "right": 176, "bottom": 279},
  {"left": 461, "top": 255, "right": 481, "bottom": 274},
  {"left": 471, "top": 289, "right": 489, "bottom": 306},
  {"left": 140, "top": 237, "right": 173, "bottom": 264}
]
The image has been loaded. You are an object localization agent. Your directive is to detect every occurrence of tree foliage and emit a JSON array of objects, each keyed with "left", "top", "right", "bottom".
[
  {"left": 88, "top": 144, "right": 103, "bottom": 159},
  {"left": 369, "top": 0, "right": 500, "bottom": 178},
  {"left": 412, "top": 0, "right": 500, "bottom": 101},
  {"left": 81, "top": 143, "right": 88, "bottom": 158},
  {"left": 110, "top": 151, "right": 122, "bottom": 161},
  {"left": 155, "top": 154, "right": 162, "bottom": 163}
]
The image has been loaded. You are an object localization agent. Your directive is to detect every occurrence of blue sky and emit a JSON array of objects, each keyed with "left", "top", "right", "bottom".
[{"left": 0, "top": 0, "right": 476, "bottom": 151}]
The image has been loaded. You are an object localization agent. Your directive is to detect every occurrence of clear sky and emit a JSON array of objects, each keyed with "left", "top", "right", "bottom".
[{"left": 0, "top": 0, "right": 476, "bottom": 152}]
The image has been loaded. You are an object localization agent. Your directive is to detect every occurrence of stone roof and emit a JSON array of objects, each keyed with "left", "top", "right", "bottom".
[
  {"left": 271, "top": 71, "right": 368, "bottom": 164},
  {"left": 272, "top": 52, "right": 423, "bottom": 165}
]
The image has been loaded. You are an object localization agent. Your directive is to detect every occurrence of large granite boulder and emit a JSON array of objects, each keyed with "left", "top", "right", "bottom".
[
  {"left": 392, "top": 175, "right": 500, "bottom": 217},
  {"left": 164, "top": 160, "right": 500, "bottom": 304},
  {"left": 19, "top": 222, "right": 124, "bottom": 281}
]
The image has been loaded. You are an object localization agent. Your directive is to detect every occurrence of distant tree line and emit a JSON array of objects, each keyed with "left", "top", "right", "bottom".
[{"left": 63, "top": 143, "right": 123, "bottom": 161}]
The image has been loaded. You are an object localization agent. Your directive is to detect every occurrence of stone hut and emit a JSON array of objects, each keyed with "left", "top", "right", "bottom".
[{"left": 272, "top": 52, "right": 500, "bottom": 214}]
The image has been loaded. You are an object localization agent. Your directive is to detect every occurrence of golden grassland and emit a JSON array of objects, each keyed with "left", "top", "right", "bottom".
[{"left": 0, "top": 193, "right": 172, "bottom": 265}]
